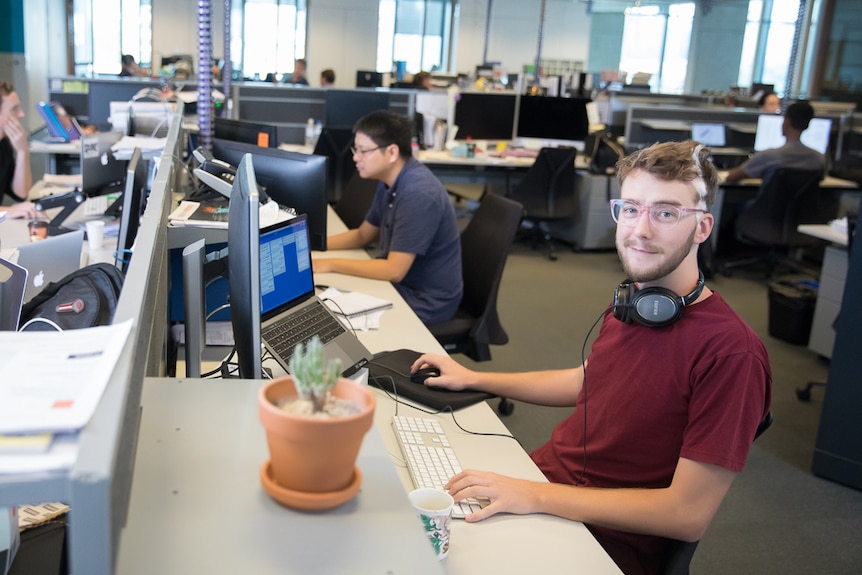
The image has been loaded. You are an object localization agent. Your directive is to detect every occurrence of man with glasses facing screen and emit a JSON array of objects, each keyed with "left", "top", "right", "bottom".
[
  {"left": 411, "top": 141, "right": 772, "bottom": 575},
  {"left": 312, "top": 110, "right": 462, "bottom": 325}
]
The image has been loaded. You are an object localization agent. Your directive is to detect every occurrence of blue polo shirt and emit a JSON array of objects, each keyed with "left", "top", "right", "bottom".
[{"left": 365, "top": 157, "right": 462, "bottom": 325}]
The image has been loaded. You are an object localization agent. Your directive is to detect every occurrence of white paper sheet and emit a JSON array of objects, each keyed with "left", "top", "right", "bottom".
[{"left": 0, "top": 320, "right": 134, "bottom": 434}]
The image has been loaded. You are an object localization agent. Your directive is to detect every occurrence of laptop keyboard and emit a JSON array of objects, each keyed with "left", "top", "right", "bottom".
[{"left": 262, "top": 301, "right": 345, "bottom": 364}]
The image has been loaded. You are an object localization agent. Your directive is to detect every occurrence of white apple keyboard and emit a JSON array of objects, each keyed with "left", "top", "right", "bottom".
[{"left": 392, "top": 415, "right": 489, "bottom": 519}]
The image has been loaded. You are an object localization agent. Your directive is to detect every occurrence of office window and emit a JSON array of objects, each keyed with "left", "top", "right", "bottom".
[
  {"left": 737, "top": 0, "right": 802, "bottom": 95},
  {"left": 73, "top": 0, "right": 152, "bottom": 76},
  {"left": 618, "top": 4, "right": 694, "bottom": 94},
  {"left": 232, "top": 0, "right": 306, "bottom": 80},
  {"left": 377, "top": 0, "right": 456, "bottom": 74}
]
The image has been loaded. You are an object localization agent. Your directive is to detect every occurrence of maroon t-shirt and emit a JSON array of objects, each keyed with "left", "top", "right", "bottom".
[{"left": 531, "top": 292, "right": 771, "bottom": 575}]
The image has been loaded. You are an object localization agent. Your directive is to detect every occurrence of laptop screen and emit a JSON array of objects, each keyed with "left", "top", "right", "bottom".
[
  {"left": 691, "top": 122, "right": 726, "bottom": 147},
  {"left": 260, "top": 215, "right": 313, "bottom": 318}
]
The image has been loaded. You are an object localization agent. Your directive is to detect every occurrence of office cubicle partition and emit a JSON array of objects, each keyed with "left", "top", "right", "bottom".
[{"left": 0, "top": 104, "right": 185, "bottom": 575}]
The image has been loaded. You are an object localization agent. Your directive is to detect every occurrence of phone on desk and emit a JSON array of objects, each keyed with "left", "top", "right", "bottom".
[{"left": 193, "top": 146, "right": 237, "bottom": 198}]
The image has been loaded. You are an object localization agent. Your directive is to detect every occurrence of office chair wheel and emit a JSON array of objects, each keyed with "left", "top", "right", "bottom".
[
  {"left": 498, "top": 398, "right": 515, "bottom": 416},
  {"left": 796, "top": 387, "right": 811, "bottom": 402}
]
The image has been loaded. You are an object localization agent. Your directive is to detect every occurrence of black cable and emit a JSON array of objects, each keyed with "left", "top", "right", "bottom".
[
  {"left": 573, "top": 305, "right": 612, "bottom": 487},
  {"left": 318, "top": 296, "right": 358, "bottom": 336}
]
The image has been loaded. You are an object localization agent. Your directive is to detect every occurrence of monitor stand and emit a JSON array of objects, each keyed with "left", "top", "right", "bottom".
[{"left": 33, "top": 189, "right": 87, "bottom": 236}]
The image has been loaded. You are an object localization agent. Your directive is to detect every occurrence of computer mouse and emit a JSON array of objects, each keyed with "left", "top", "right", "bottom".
[{"left": 410, "top": 366, "right": 441, "bottom": 385}]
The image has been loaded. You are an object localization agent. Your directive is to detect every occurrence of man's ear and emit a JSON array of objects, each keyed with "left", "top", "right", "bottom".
[{"left": 693, "top": 212, "right": 714, "bottom": 246}]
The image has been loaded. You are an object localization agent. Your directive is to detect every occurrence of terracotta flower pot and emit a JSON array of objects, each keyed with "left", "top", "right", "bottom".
[{"left": 258, "top": 376, "right": 376, "bottom": 509}]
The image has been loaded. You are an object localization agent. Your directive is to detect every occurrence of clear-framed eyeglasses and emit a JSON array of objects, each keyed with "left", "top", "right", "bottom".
[
  {"left": 350, "top": 145, "right": 383, "bottom": 156},
  {"left": 609, "top": 199, "right": 707, "bottom": 229}
]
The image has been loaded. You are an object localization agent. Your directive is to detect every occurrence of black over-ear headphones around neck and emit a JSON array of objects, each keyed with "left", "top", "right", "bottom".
[{"left": 612, "top": 271, "right": 706, "bottom": 328}]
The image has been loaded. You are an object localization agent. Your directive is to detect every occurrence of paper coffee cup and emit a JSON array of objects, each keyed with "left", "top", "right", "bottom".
[
  {"left": 85, "top": 219, "right": 106, "bottom": 250},
  {"left": 408, "top": 488, "right": 454, "bottom": 560}
]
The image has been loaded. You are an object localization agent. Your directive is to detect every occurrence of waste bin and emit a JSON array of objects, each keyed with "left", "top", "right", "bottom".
[{"left": 768, "top": 280, "right": 817, "bottom": 345}]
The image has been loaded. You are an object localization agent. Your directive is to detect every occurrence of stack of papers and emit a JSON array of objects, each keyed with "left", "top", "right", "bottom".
[
  {"left": 0, "top": 320, "right": 133, "bottom": 474},
  {"left": 111, "top": 135, "right": 167, "bottom": 160},
  {"left": 320, "top": 287, "right": 392, "bottom": 331},
  {"left": 168, "top": 200, "right": 291, "bottom": 229}
]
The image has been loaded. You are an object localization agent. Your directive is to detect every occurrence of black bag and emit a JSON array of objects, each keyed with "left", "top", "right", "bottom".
[
  {"left": 585, "top": 131, "right": 625, "bottom": 174},
  {"left": 19, "top": 263, "right": 125, "bottom": 331}
]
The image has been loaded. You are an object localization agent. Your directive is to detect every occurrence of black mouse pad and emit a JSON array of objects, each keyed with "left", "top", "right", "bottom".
[{"left": 367, "top": 349, "right": 494, "bottom": 411}]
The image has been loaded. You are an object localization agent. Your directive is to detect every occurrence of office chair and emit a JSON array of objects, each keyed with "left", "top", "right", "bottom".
[
  {"left": 660, "top": 410, "right": 774, "bottom": 575},
  {"left": 508, "top": 147, "right": 577, "bottom": 261},
  {"left": 718, "top": 168, "right": 837, "bottom": 277},
  {"left": 428, "top": 193, "right": 523, "bottom": 363},
  {"left": 333, "top": 172, "right": 378, "bottom": 230}
]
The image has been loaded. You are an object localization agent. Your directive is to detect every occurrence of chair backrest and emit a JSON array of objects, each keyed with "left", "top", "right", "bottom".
[
  {"left": 459, "top": 193, "right": 524, "bottom": 344},
  {"left": 736, "top": 168, "right": 836, "bottom": 248},
  {"left": 661, "top": 410, "right": 773, "bottom": 575},
  {"left": 509, "top": 147, "right": 576, "bottom": 218},
  {"left": 333, "top": 172, "right": 378, "bottom": 229}
]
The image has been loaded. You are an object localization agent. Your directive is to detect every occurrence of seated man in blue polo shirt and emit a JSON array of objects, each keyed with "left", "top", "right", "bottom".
[{"left": 312, "top": 110, "right": 462, "bottom": 325}]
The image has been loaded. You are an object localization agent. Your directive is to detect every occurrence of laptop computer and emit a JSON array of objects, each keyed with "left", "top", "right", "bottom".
[
  {"left": 258, "top": 215, "right": 371, "bottom": 375},
  {"left": 15, "top": 231, "right": 84, "bottom": 303},
  {"left": 80, "top": 132, "right": 126, "bottom": 194},
  {"left": 0, "top": 257, "right": 28, "bottom": 331}
]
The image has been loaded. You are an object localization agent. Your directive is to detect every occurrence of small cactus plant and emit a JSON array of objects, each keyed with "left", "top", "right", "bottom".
[{"left": 289, "top": 336, "right": 343, "bottom": 413}]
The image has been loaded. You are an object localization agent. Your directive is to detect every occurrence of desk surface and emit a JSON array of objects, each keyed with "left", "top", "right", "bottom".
[
  {"left": 798, "top": 223, "right": 850, "bottom": 246},
  {"left": 120, "top": 210, "right": 623, "bottom": 574}
]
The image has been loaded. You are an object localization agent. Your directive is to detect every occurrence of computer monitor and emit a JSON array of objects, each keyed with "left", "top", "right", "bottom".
[
  {"left": 516, "top": 96, "right": 591, "bottom": 143},
  {"left": 324, "top": 89, "right": 391, "bottom": 129},
  {"left": 212, "top": 138, "right": 329, "bottom": 251},
  {"left": 453, "top": 93, "right": 517, "bottom": 140},
  {"left": 227, "top": 154, "right": 263, "bottom": 379},
  {"left": 691, "top": 122, "right": 727, "bottom": 147},
  {"left": 116, "top": 148, "right": 149, "bottom": 273},
  {"left": 801, "top": 118, "right": 833, "bottom": 155},
  {"left": 754, "top": 114, "right": 832, "bottom": 154},
  {"left": 356, "top": 70, "right": 384, "bottom": 88},
  {"left": 214, "top": 118, "right": 277, "bottom": 148}
]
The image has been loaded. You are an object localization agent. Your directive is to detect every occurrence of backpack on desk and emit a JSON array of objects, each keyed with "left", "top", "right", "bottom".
[{"left": 19, "top": 263, "right": 125, "bottom": 331}]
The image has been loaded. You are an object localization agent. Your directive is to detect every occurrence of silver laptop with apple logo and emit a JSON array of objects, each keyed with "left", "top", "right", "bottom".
[{"left": 14, "top": 230, "right": 85, "bottom": 303}]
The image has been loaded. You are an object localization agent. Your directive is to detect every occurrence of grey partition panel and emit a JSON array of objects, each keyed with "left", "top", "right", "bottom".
[
  {"left": 236, "top": 84, "right": 415, "bottom": 145},
  {"left": 813, "top": 226, "right": 862, "bottom": 489},
  {"left": 0, "top": 105, "right": 183, "bottom": 575},
  {"left": 625, "top": 105, "right": 762, "bottom": 150}
]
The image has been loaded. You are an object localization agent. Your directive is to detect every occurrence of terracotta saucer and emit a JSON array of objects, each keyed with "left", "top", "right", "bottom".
[{"left": 260, "top": 460, "right": 362, "bottom": 511}]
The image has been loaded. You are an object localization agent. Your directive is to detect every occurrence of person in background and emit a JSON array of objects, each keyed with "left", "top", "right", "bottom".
[
  {"left": 411, "top": 140, "right": 772, "bottom": 575},
  {"left": 725, "top": 101, "right": 824, "bottom": 183},
  {"left": 0, "top": 81, "right": 39, "bottom": 219},
  {"left": 284, "top": 59, "right": 309, "bottom": 85},
  {"left": 412, "top": 71, "right": 432, "bottom": 90},
  {"left": 320, "top": 69, "right": 336, "bottom": 87},
  {"left": 120, "top": 54, "right": 150, "bottom": 77},
  {"left": 758, "top": 92, "right": 781, "bottom": 113},
  {"left": 312, "top": 110, "right": 462, "bottom": 325}
]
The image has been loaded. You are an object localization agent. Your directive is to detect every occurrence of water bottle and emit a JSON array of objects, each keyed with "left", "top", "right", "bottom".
[{"left": 305, "top": 118, "right": 315, "bottom": 147}]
